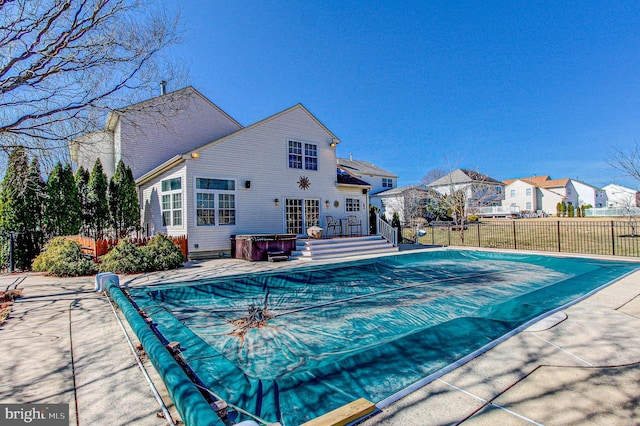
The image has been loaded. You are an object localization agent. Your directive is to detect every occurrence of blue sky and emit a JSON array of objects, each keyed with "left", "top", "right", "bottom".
[{"left": 162, "top": 1, "right": 640, "bottom": 189}]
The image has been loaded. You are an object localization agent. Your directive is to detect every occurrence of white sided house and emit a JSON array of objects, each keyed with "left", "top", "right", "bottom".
[
  {"left": 603, "top": 184, "right": 638, "bottom": 208},
  {"left": 572, "top": 180, "right": 607, "bottom": 208},
  {"left": 502, "top": 178, "right": 565, "bottom": 216},
  {"left": 132, "top": 98, "right": 371, "bottom": 258},
  {"left": 369, "top": 185, "right": 431, "bottom": 224},
  {"left": 502, "top": 175, "right": 605, "bottom": 216},
  {"left": 74, "top": 87, "right": 242, "bottom": 179},
  {"left": 337, "top": 158, "right": 398, "bottom": 196},
  {"left": 428, "top": 169, "right": 506, "bottom": 211}
]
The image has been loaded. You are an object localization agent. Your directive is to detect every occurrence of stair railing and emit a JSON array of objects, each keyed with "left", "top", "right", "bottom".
[{"left": 376, "top": 215, "right": 398, "bottom": 246}]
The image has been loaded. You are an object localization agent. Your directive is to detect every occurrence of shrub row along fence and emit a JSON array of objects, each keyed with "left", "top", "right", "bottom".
[
  {"left": 413, "top": 220, "right": 640, "bottom": 257},
  {"left": 69, "top": 235, "right": 189, "bottom": 260}
]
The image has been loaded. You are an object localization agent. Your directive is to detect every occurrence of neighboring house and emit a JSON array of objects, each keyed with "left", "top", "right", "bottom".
[
  {"left": 604, "top": 184, "right": 640, "bottom": 208},
  {"left": 337, "top": 157, "right": 398, "bottom": 195},
  {"left": 369, "top": 185, "right": 431, "bottom": 224},
  {"left": 502, "top": 175, "right": 606, "bottom": 215},
  {"left": 428, "top": 169, "right": 505, "bottom": 209},
  {"left": 572, "top": 180, "right": 607, "bottom": 208},
  {"left": 74, "top": 87, "right": 372, "bottom": 258},
  {"left": 502, "top": 178, "right": 565, "bottom": 216}
]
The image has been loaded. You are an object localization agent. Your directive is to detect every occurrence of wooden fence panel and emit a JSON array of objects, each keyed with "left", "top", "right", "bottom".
[{"left": 67, "top": 235, "right": 188, "bottom": 261}]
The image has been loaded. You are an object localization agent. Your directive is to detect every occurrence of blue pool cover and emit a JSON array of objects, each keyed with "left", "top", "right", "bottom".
[{"left": 127, "top": 250, "right": 638, "bottom": 425}]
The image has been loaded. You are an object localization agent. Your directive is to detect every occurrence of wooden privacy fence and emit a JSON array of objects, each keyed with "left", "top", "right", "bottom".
[
  {"left": 413, "top": 220, "right": 640, "bottom": 257},
  {"left": 69, "top": 235, "right": 188, "bottom": 260}
]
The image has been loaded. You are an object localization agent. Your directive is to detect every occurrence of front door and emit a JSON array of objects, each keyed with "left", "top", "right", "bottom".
[{"left": 286, "top": 199, "right": 319, "bottom": 235}]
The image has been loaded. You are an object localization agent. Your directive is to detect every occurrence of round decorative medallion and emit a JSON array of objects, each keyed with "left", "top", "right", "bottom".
[{"left": 298, "top": 175, "right": 310, "bottom": 190}]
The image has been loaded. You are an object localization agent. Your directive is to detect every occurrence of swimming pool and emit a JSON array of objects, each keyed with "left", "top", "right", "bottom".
[{"left": 125, "top": 249, "right": 638, "bottom": 425}]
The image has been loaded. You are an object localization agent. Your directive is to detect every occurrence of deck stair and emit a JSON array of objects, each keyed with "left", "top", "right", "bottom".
[{"left": 292, "top": 235, "right": 398, "bottom": 260}]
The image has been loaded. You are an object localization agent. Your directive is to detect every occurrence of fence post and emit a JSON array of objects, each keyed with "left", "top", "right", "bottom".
[
  {"left": 431, "top": 225, "right": 435, "bottom": 245},
  {"left": 611, "top": 220, "right": 615, "bottom": 256},
  {"left": 512, "top": 221, "right": 517, "bottom": 250},
  {"left": 448, "top": 226, "right": 451, "bottom": 246},
  {"left": 477, "top": 223, "right": 481, "bottom": 248},
  {"left": 557, "top": 221, "right": 561, "bottom": 252}
]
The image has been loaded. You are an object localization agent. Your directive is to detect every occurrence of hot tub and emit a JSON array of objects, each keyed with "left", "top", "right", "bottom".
[{"left": 230, "top": 234, "right": 297, "bottom": 261}]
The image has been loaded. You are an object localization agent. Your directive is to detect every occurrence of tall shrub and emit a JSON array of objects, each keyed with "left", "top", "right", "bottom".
[
  {"left": 141, "top": 234, "right": 185, "bottom": 271},
  {"left": 108, "top": 160, "right": 140, "bottom": 238},
  {"left": 32, "top": 237, "right": 97, "bottom": 276},
  {"left": 22, "top": 158, "right": 47, "bottom": 264},
  {"left": 391, "top": 212, "right": 401, "bottom": 229},
  {"left": 0, "top": 147, "right": 43, "bottom": 269},
  {"left": 44, "top": 163, "right": 81, "bottom": 237},
  {"left": 87, "top": 159, "right": 109, "bottom": 238},
  {"left": 75, "top": 167, "right": 91, "bottom": 236}
]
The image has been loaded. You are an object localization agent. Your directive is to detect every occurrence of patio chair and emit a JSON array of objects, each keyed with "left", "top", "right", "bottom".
[
  {"left": 347, "top": 215, "right": 362, "bottom": 237},
  {"left": 325, "top": 216, "right": 341, "bottom": 237}
]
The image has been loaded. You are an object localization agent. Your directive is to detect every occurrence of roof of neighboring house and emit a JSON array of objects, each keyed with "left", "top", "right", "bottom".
[
  {"left": 429, "top": 169, "right": 503, "bottom": 187},
  {"left": 337, "top": 167, "right": 371, "bottom": 187},
  {"left": 370, "top": 184, "right": 430, "bottom": 197},
  {"left": 604, "top": 183, "right": 638, "bottom": 193},
  {"left": 504, "top": 175, "right": 570, "bottom": 188},
  {"left": 337, "top": 158, "right": 398, "bottom": 178}
]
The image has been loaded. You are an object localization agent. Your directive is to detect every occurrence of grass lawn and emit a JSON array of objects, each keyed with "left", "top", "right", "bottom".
[{"left": 405, "top": 217, "right": 640, "bottom": 257}]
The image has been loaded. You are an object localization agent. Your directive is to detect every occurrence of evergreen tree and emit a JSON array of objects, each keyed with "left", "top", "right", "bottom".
[
  {"left": 22, "top": 158, "right": 47, "bottom": 263},
  {"left": 567, "top": 204, "right": 575, "bottom": 218},
  {"left": 0, "top": 148, "right": 45, "bottom": 269},
  {"left": 108, "top": 160, "right": 140, "bottom": 238},
  {"left": 392, "top": 212, "right": 401, "bottom": 229},
  {"left": 87, "top": 159, "right": 109, "bottom": 238},
  {"left": 44, "top": 163, "right": 81, "bottom": 237},
  {"left": 75, "top": 167, "right": 91, "bottom": 236},
  {"left": 0, "top": 147, "right": 29, "bottom": 232}
]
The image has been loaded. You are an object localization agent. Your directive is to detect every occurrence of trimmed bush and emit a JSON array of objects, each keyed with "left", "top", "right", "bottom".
[
  {"left": 141, "top": 234, "right": 185, "bottom": 271},
  {"left": 467, "top": 214, "right": 479, "bottom": 222},
  {"left": 99, "top": 239, "right": 147, "bottom": 274},
  {"left": 32, "top": 237, "right": 98, "bottom": 277}
]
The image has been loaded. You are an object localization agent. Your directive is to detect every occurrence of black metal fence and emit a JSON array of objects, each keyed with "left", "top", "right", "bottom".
[{"left": 414, "top": 220, "right": 640, "bottom": 257}]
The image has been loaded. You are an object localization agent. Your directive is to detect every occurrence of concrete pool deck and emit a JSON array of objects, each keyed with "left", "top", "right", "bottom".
[{"left": 1, "top": 248, "right": 639, "bottom": 425}]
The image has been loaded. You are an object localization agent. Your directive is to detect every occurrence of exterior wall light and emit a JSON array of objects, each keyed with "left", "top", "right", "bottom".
[
  {"left": 329, "top": 140, "right": 337, "bottom": 147},
  {"left": 325, "top": 200, "right": 330, "bottom": 208},
  {"left": 274, "top": 198, "right": 280, "bottom": 206},
  {"left": 191, "top": 152, "right": 200, "bottom": 159}
]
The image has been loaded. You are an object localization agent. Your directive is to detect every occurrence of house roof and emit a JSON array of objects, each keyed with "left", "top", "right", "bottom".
[
  {"left": 429, "top": 169, "right": 503, "bottom": 187},
  {"left": 137, "top": 103, "right": 342, "bottom": 186},
  {"left": 370, "top": 184, "right": 429, "bottom": 197},
  {"left": 504, "top": 175, "right": 570, "bottom": 188},
  {"left": 184, "top": 103, "right": 340, "bottom": 157},
  {"left": 337, "top": 158, "right": 398, "bottom": 178},
  {"left": 336, "top": 167, "right": 371, "bottom": 187},
  {"left": 106, "top": 86, "right": 243, "bottom": 131}
]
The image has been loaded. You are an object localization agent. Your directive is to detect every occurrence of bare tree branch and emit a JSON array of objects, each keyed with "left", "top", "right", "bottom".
[
  {"left": 0, "top": 0, "right": 185, "bottom": 159},
  {"left": 609, "top": 143, "right": 640, "bottom": 184}
]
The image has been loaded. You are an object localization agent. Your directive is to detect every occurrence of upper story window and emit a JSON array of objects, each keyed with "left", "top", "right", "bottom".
[
  {"left": 195, "top": 178, "right": 236, "bottom": 226},
  {"left": 510, "top": 189, "right": 516, "bottom": 198},
  {"left": 567, "top": 188, "right": 572, "bottom": 195},
  {"left": 161, "top": 177, "right": 182, "bottom": 227},
  {"left": 526, "top": 188, "right": 532, "bottom": 196},
  {"left": 495, "top": 186, "right": 503, "bottom": 194},
  {"left": 382, "top": 178, "right": 393, "bottom": 188},
  {"left": 289, "top": 140, "right": 317, "bottom": 170}
]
